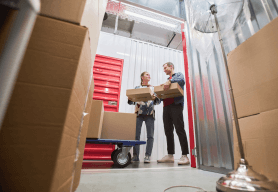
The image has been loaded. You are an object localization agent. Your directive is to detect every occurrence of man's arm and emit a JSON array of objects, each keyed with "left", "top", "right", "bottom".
[
  {"left": 170, "top": 72, "right": 185, "bottom": 87},
  {"left": 163, "top": 80, "right": 171, "bottom": 91}
]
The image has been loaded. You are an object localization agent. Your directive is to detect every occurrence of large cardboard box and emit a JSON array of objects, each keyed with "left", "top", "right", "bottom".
[
  {"left": 233, "top": 109, "right": 278, "bottom": 182},
  {"left": 154, "top": 83, "right": 184, "bottom": 99},
  {"left": 101, "top": 112, "right": 137, "bottom": 140},
  {"left": 40, "top": 0, "right": 108, "bottom": 64},
  {"left": 72, "top": 80, "right": 94, "bottom": 191},
  {"left": 87, "top": 100, "right": 104, "bottom": 138},
  {"left": 126, "top": 87, "right": 153, "bottom": 102},
  {"left": 0, "top": 16, "right": 92, "bottom": 192},
  {"left": 40, "top": 0, "right": 107, "bottom": 25},
  {"left": 40, "top": 0, "right": 87, "bottom": 24},
  {"left": 228, "top": 17, "right": 278, "bottom": 118}
]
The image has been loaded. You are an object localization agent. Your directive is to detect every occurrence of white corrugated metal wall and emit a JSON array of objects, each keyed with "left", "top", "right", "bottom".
[{"left": 96, "top": 32, "right": 190, "bottom": 162}]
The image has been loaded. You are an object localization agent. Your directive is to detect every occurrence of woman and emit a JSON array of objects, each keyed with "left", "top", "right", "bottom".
[{"left": 128, "top": 71, "right": 161, "bottom": 163}]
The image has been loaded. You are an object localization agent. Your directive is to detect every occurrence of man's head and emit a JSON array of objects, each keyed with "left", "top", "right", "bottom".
[{"left": 163, "top": 62, "right": 174, "bottom": 76}]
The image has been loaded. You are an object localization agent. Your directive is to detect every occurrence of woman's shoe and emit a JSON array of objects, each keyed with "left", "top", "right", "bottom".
[{"left": 144, "top": 155, "right": 151, "bottom": 163}]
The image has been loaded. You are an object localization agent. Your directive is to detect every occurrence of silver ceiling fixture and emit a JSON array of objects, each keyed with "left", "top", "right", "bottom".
[{"left": 105, "top": 0, "right": 183, "bottom": 34}]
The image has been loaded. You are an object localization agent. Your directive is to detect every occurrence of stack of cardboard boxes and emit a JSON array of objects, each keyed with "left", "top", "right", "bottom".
[
  {"left": 228, "top": 17, "right": 278, "bottom": 182},
  {"left": 0, "top": 0, "right": 107, "bottom": 191},
  {"left": 87, "top": 83, "right": 184, "bottom": 141},
  {"left": 86, "top": 100, "right": 137, "bottom": 140}
]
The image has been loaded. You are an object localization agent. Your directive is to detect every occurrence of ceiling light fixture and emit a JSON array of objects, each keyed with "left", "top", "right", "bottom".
[
  {"left": 121, "top": 2, "right": 184, "bottom": 24},
  {"left": 125, "top": 10, "right": 177, "bottom": 28}
]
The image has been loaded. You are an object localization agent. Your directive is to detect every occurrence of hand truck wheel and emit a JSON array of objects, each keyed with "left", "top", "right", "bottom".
[
  {"left": 112, "top": 149, "right": 131, "bottom": 168},
  {"left": 111, "top": 148, "right": 120, "bottom": 161}
]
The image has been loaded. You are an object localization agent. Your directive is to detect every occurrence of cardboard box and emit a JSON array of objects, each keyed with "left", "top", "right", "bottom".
[
  {"left": 40, "top": 0, "right": 108, "bottom": 25},
  {"left": 154, "top": 83, "right": 184, "bottom": 99},
  {"left": 98, "top": 0, "right": 108, "bottom": 30},
  {"left": 40, "top": 0, "right": 87, "bottom": 24},
  {"left": 72, "top": 80, "right": 94, "bottom": 191},
  {"left": 40, "top": 0, "right": 108, "bottom": 65},
  {"left": 87, "top": 100, "right": 104, "bottom": 138},
  {"left": 126, "top": 87, "right": 154, "bottom": 102},
  {"left": 228, "top": 17, "right": 278, "bottom": 118},
  {"left": 0, "top": 16, "right": 92, "bottom": 192},
  {"left": 101, "top": 112, "right": 137, "bottom": 140},
  {"left": 233, "top": 109, "right": 278, "bottom": 182}
]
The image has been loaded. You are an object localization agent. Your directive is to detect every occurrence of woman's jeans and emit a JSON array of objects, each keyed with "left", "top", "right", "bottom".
[{"left": 133, "top": 115, "right": 154, "bottom": 157}]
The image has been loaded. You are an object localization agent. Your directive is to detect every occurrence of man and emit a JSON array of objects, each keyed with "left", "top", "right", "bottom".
[{"left": 157, "top": 62, "right": 190, "bottom": 165}]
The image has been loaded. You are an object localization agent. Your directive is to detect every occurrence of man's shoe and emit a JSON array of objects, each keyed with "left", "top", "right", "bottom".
[
  {"left": 178, "top": 155, "right": 190, "bottom": 165},
  {"left": 131, "top": 155, "right": 139, "bottom": 162},
  {"left": 157, "top": 155, "right": 174, "bottom": 163},
  {"left": 144, "top": 155, "right": 151, "bottom": 163}
]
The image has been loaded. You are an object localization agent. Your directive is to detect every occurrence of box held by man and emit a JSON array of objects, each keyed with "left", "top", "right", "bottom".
[{"left": 154, "top": 83, "right": 184, "bottom": 99}]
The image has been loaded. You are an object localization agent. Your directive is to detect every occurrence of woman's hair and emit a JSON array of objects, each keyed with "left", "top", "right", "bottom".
[{"left": 140, "top": 71, "right": 148, "bottom": 86}]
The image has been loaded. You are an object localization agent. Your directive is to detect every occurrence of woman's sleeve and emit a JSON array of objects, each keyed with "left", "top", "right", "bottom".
[
  {"left": 127, "top": 85, "right": 140, "bottom": 105},
  {"left": 128, "top": 99, "right": 135, "bottom": 105},
  {"left": 154, "top": 97, "right": 161, "bottom": 105}
]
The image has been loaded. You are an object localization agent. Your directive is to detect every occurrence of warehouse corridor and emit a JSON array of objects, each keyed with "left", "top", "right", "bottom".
[{"left": 77, "top": 162, "right": 223, "bottom": 192}]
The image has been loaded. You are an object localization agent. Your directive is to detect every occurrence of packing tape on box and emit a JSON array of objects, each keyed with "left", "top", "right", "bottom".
[
  {"left": 74, "top": 149, "right": 80, "bottom": 162},
  {"left": 70, "top": 70, "right": 93, "bottom": 192},
  {"left": 73, "top": 113, "right": 88, "bottom": 162}
]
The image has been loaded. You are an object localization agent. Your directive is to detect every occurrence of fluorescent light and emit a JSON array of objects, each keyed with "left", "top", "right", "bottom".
[
  {"left": 125, "top": 10, "right": 177, "bottom": 28},
  {"left": 117, "top": 52, "right": 130, "bottom": 56},
  {"left": 121, "top": 2, "right": 184, "bottom": 24}
]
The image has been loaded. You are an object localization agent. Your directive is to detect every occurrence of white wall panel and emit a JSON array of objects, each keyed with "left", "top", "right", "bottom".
[{"left": 96, "top": 32, "right": 189, "bottom": 161}]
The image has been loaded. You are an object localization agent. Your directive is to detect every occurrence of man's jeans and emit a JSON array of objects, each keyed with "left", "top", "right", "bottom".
[
  {"left": 163, "top": 103, "right": 189, "bottom": 155},
  {"left": 133, "top": 115, "right": 154, "bottom": 157}
]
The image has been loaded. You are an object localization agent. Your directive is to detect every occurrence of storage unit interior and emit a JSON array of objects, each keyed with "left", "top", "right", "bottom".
[{"left": 1, "top": 0, "right": 278, "bottom": 192}]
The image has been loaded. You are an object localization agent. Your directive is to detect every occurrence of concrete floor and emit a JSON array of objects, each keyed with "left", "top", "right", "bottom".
[{"left": 76, "top": 161, "right": 224, "bottom": 192}]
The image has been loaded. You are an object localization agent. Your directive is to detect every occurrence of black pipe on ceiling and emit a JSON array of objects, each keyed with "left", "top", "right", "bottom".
[{"left": 167, "top": 33, "right": 176, "bottom": 47}]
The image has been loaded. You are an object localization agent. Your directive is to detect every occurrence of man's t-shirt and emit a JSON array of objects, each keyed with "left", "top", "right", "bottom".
[{"left": 163, "top": 76, "right": 174, "bottom": 107}]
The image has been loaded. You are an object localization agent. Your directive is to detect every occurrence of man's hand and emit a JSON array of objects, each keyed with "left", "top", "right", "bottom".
[{"left": 163, "top": 80, "right": 171, "bottom": 91}]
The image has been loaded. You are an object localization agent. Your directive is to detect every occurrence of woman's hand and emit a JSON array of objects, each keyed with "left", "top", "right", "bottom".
[
  {"left": 151, "top": 93, "right": 156, "bottom": 100},
  {"left": 137, "top": 101, "right": 145, "bottom": 105}
]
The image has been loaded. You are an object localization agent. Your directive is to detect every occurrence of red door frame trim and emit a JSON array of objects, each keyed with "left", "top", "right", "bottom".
[{"left": 181, "top": 23, "right": 196, "bottom": 168}]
